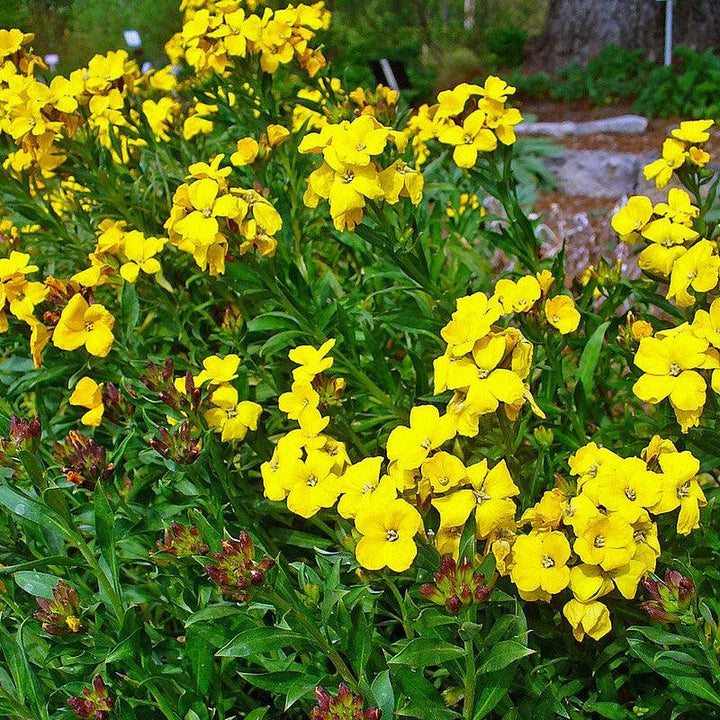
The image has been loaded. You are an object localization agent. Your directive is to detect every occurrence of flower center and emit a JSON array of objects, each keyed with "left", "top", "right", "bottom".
[
  {"left": 669, "top": 363, "right": 681, "bottom": 377},
  {"left": 594, "top": 535, "right": 605, "bottom": 548},
  {"left": 361, "top": 483, "right": 375, "bottom": 494},
  {"left": 342, "top": 170, "right": 355, "bottom": 184},
  {"left": 473, "top": 490, "right": 491, "bottom": 505},
  {"left": 677, "top": 481, "right": 691, "bottom": 498},
  {"left": 463, "top": 134, "right": 474, "bottom": 144},
  {"left": 386, "top": 529, "right": 399, "bottom": 542},
  {"left": 420, "top": 438, "right": 432, "bottom": 450},
  {"left": 541, "top": 555, "right": 555, "bottom": 568},
  {"left": 477, "top": 368, "right": 490, "bottom": 380},
  {"left": 84, "top": 321, "right": 94, "bottom": 332},
  {"left": 624, "top": 487, "right": 636, "bottom": 501},
  {"left": 202, "top": 207, "right": 212, "bottom": 218},
  {"left": 306, "top": 474, "right": 319, "bottom": 487}
]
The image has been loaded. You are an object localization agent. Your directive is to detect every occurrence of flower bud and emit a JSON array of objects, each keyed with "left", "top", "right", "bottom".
[
  {"left": 640, "top": 568, "right": 696, "bottom": 624},
  {"left": 68, "top": 675, "right": 113, "bottom": 719},
  {"left": 33, "top": 580, "right": 83, "bottom": 635},
  {"left": 310, "top": 683, "right": 381, "bottom": 720},
  {"left": 420, "top": 555, "right": 492, "bottom": 615},
  {"left": 155, "top": 521, "right": 208, "bottom": 558},
  {"left": 54, "top": 431, "right": 113, "bottom": 489}
]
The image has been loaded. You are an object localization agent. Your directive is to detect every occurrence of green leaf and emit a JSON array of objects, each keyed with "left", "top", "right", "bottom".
[
  {"left": 473, "top": 667, "right": 516, "bottom": 720},
  {"left": 577, "top": 321, "right": 610, "bottom": 394},
  {"left": 121, "top": 281, "right": 140, "bottom": 337},
  {"left": 244, "top": 709, "right": 270, "bottom": 720},
  {"left": 94, "top": 483, "right": 118, "bottom": 587},
  {"left": 388, "top": 638, "right": 465, "bottom": 667},
  {"left": 216, "top": 627, "right": 308, "bottom": 657},
  {"left": 476, "top": 640, "right": 534, "bottom": 674},
  {"left": 186, "top": 626, "right": 214, "bottom": 696},
  {"left": 18, "top": 451, "right": 44, "bottom": 486},
  {"left": 371, "top": 670, "right": 394, "bottom": 720},
  {"left": 13, "top": 570, "right": 59, "bottom": 599},
  {"left": 0, "top": 485, "right": 48, "bottom": 524}
]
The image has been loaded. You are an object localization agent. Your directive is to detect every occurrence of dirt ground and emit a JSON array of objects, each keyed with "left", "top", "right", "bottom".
[{"left": 518, "top": 99, "right": 718, "bottom": 280}]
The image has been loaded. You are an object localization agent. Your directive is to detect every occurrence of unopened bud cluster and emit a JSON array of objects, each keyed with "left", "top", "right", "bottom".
[
  {"left": 53, "top": 430, "right": 113, "bottom": 488},
  {"left": 140, "top": 359, "right": 201, "bottom": 413},
  {"left": 156, "top": 521, "right": 208, "bottom": 558},
  {"left": 34, "top": 580, "right": 83, "bottom": 635},
  {"left": 310, "top": 683, "right": 381, "bottom": 720},
  {"left": 419, "top": 555, "right": 491, "bottom": 614},
  {"left": 68, "top": 675, "right": 113, "bottom": 719},
  {"left": 204, "top": 532, "right": 274, "bottom": 602},
  {"left": 0, "top": 415, "right": 41, "bottom": 477},
  {"left": 640, "top": 569, "right": 696, "bottom": 624},
  {"left": 148, "top": 420, "right": 201, "bottom": 465}
]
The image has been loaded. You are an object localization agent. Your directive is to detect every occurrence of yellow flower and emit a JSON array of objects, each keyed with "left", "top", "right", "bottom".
[
  {"left": 520, "top": 488, "right": 568, "bottom": 531},
  {"left": 336, "top": 457, "right": 398, "bottom": 519},
  {"left": 493, "top": 276, "right": 541, "bottom": 314},
  {"left": 355, "top": 497, "right": 423, "bottom": 572},
  {"left": 386, "top": 405, "right": 456, "bottom": 470},
  {"left": 285, "top": 450, "right": 340, "bottom": 518},
  {"left": 438, "top": 110, "right": 497, "bottom": 168},
  {"left": 510, "top": 531, "right": 571, "bottom": 596},
  {"left": 432, "top": 459, "right": 518, "bottom": 539},
  {"left": 611, "top": 195, "right": 653, "bottom": 240},
  {"left": 421, "top": 451, "right": 467, "bottom": 493},
  {"left": 670, "top": 119, "right": 713, "bottom": 144},
  {"left": 573, "top": 512, "right": 635, "bottom": 571},
  {"left": 440, "top": 292, "right": 501, "bottom": 356},
  {"left": 261, "top": 434, "right": 304, "bottom": 501},
  {"left": 69, "top": 377, "right": 104, "bottom": 427},
  {"left": 545, "top": 295, "right": 580, "bottom": 334},
  {"left": 119, "top": 232, "right": 165, "bottom": 283},
  {"left": 633, "top": 333, "right": 709, "bottom": 424},
  {"left": 568, "top": 564, "right": 614, "bottom": 603},
  {"left": 204, "top": 385, "right": 261, "bottom": 442},
  {"left": 563, "top": 600, "right": 611, "bottom": 642},
  {"left": 379, "top": 160, "right": 424, "bottom": 205},
  {"left": 52, "top": 294, "right": 115, "bottom": 357},
  {"left": 266, "top": 124, "right": 290, "bottom": 147},
  {"left": 643, "top": 138, "right": 686, "bottom": 189},
  {"left": 667, "top": 239, "right": 720, "bottom": 307},
  {"left": 231, "top": 137, "right": 260, "bottom": 166},
  {"left": 652, "top": 450, "right": 706, "bottom": 535},
  {"left": 289, "top": 338, "right": 335, "bottom": 380},
  {"left": 195, "top": 354, "right": 241, "bottom": 386},
  {"left": 598, "top": 457, "right": 662, "bottom": 522}
]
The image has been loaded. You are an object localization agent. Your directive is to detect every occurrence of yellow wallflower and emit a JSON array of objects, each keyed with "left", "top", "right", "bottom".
[
  {"left": 386, "top": 405, "right": 455, "bottom": 470},
  {"left": 355, "top": 497, "right": 423, "bottom": 572},
  {"left": 285, "top": 450, "right": 339, "bottom": 518},
  {"left": 195, "top": 354, "right": 240, "bottom": 386},
  {"left": 510, "top": 531, "right": 571, "bottom": 596},
  {"left": 545, "top": 295, "right": 580, "bottom": 334},
  {"left": 289, "top": 338, "right": 335, "bottom": 380},
  {"left": 667, "top": 239, "right": 720, "bottom": 307},
  {"left": 52, "top": 294, "right": 115, "bottom": 357},
  {"left": 336, "top": 457, "right": 398, "bottom": 519},
  {"left": 652, "top": 451, "right": 706, "bottom": 535},
  {"left": 643, "top": 138, "right": 686, "bottom": 189},
  {"left": 563, "top": 600, "right": 611, "bottom": 642},
  {"left": 204, "top": 385, "right": 261, "bottom": 442},
  {"left": 69, "top": 377, "right": 104, "bottom": 427}
]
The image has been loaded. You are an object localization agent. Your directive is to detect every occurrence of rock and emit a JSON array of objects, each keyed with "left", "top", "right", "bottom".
[
  {"left": 545, "top": 150, "right": 642, "bottom": 198},
  {"left": 517, "top": 115, "right": 648, "bottom": 137}
]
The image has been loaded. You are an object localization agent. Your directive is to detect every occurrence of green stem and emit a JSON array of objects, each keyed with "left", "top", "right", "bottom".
[
  {"left": 463, "top": 639, "right": 476, "bottom": 720},
  {"left": 264, "top": 587, "right": 359, "bottom": 689},
  {"left": 385, "top": 577, "right": 413, "bottom": 639},
  {"left": 65, "top": 523, "right": 124, "bottom": 622}
]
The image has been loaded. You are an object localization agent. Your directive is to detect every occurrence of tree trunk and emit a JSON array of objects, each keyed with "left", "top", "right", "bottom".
[{"left": 529, "top": 0, "right": 720, "bottom": 71}]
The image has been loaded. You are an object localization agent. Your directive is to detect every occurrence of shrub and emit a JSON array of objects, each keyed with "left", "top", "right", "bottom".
[{"left": 0, "top": 5, "right": 719, "bottom": 720}]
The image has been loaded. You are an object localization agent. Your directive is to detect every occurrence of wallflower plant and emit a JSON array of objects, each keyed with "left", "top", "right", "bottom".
[{"left": 0, "top": 4, "right": 719, "bottom": 720}]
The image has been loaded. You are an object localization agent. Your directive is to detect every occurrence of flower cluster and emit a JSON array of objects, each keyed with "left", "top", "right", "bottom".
[
  {"left": 68, "top": 675, "right": 114, "bottom": 720},
  {"left": 0, "top": 250, "right": 45, "bottom": 337},
  {"left": 506, "top": 437, "right": 706, "bottom": 640},
  {"left": 299, "top": 114, "right": 422, "bottom": 231},
  {"left": 165, "top": 155, "right": 282, "bottom": 275},
  {"left": 432, "top": 273, "right": 573, "bottom": 437},
  {"left": 310, "top": 683, "right": 381, "bottom": 720},
  {"left": 632, "top": 300, "right": 720, "bottom": 432},
  {"left": 166, "top": 0, "right": 329, "bottom": 78},
  {"left": 204, "top": 531, "right": 274, "bottom": 601},
  {"left": 612, "top": 188, "right": 718, "bottom": 307},
  {"left": 53, "top": 430, "right": 114, "bottom": 488},
  {"left": 643, "top": 120, "right": 712, "bottom": 188},
  {"left": 156, "top": 521, "right": 209, "bottom": 558},
  {"left": 404, "top": 77, "right": 522, "bottom": 169},
  {"left": 72, "top": 220, "right": 166, "bottom": 288},
  {"left": 640, "top": 568, "right": 697, "bottom": 624}
]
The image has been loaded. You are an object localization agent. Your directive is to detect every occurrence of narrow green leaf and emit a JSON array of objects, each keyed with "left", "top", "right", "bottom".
[
  {"left": 217, "top": 627, "right": 308, "bottom": 657},
  {"left": 577, "top": 321, "right": 610, "bottom": 394},
  {"left": 13, "top": 570, "right": 59, "bottom": 599},
  {"left": 388, "top": 638, "right": 465, "bottom": 667}
]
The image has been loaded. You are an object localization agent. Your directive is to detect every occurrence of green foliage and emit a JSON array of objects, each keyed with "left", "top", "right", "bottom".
[{"left": 515, "top": 44, "right": 720, "bottom": 120}]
